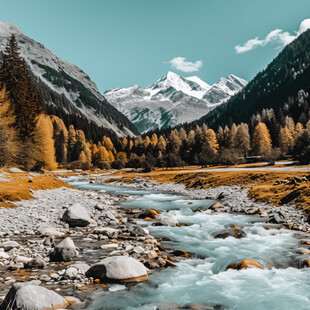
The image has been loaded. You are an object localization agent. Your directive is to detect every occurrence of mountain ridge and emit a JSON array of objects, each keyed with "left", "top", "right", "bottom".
[
  {"left": 0, "top": 21, "right": 138, "bottom": 140},
  {"left": 104, "top": 72, "right": 247, "bottom": 133}
]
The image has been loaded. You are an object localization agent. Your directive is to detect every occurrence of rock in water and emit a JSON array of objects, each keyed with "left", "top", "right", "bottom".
[
  {"left": 62, "top": 203, "right": 92, "bottom": 227},
  {"left": 49, "top": 237, "right": 78, "bottom": 262},
  {"left": 156, "top": 215, "right": 179, "bottom": 227},
  {"left": 213, "top": 227, "right": 246, "bottom": 239},
  {"left": 0, "top": 282, "right": 68, "bottom": 310},
  {"left": 226, "top": 259, "right": 263, "bottom": 270},
  {"left": 86, "top": 256, "right": 148, "bottom": 283}
]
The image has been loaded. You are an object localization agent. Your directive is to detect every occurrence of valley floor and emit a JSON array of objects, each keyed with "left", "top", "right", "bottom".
[
  {"left": 0, "top": 163, "right": 310, "bottom": 308},
  {"left": 104, "top": 162, "right": 310, "bottom": 211}
]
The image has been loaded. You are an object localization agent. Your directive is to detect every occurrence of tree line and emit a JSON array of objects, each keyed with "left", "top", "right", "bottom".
[{"left": 0, "top": 35, "right": 309, "bottom": 171}]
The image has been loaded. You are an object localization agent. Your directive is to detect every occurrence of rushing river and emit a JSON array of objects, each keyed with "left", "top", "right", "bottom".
[{"left": 69, "top": 179, "right": 310, "bottom": 310}]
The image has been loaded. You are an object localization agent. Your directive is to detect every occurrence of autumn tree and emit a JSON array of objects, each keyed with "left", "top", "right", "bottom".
[
  {"left": 151, "top": 133, "right": 158, "bottom": 146},
  {"left": 33, "top": 114, "right": 57, "bottom": 170},
  {"left": 279, "top": 126, "right": 294, "bottom": 154},
  {"left": 0, "top": 86, "right": 17, "bottom": 166},
  {"left": 252, "top": 122, "right": 272, "bottom": 155},
  {"left": 235, "top": 123, "right": 251, "bottom": 158}
]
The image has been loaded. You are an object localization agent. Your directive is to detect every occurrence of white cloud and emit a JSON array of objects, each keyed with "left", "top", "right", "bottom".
[
  {"left": 235, "top": 18, "right": 310, "bottom": 54},
  {"left": 168, "top": 57, "right": 203, "bottom": 73}
]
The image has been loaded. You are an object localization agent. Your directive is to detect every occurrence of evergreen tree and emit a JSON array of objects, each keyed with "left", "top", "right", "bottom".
[{"left": 0, "top": 34, "right": 41, "bottom": 138}]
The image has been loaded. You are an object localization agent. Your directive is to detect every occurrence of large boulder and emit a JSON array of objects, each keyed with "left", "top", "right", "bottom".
[
  {"left": 49, "top": 237, "right": 78, "bottom": 262},
  {"left": 226, "top": 259, "right": 263, "bottom": 270},
  {"left": 0, "top": 282, "right": 68, "bottom": 310},
  {"left": 86, "top": 256, "right": 148, "bottom": 283},
  {"left": 62, "top": 203, "right": 92, "bottom": 227}
]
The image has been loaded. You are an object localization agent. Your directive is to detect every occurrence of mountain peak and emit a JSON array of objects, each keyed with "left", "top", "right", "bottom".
[
  {"left": 0, "top": 22, "right": 21, "bottom": 37},
  {"left": 185, "top": 76, "right": 211, "bottom": 91}
]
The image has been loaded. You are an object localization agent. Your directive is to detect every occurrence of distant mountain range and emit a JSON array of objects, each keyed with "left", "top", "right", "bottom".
[
  {"left": 104, "top": 72, "right": 247, "bottom": 133},
  {"left": 0, "top": 22, "right": 138, "bottom": 140}
]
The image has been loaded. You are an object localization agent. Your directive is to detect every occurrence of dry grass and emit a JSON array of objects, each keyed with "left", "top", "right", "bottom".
[
  {"left": 0, "top": 172, "right": 73, "bottom": 205},
  {"left": 106, "top": 167, "right": 310, "bottom": 211}
]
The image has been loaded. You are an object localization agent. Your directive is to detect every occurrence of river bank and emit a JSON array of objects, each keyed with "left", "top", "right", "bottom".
[
  {"left": 1, "top": 170, "right": 310, "bottom": 309},
  {"left": 0, "top": 174, "right": 188, "bottom": 308},
  {"left": 101, "top": 175, "right": 310, "bottom": 234}
]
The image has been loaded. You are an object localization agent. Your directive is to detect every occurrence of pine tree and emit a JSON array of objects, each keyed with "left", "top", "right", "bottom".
[
  {"left": 228, "top": 123, "right": 238, "bottom": 149},
  {"left": 68, "top": 125, "right": 77, "bottom": 162},
  {"left": 51, "top": 116, "right": 68, "bottom": 166},
  {"left": 217, "top": 126, "right": 224, "bottom": 147},
  {"left": 0, "top": 34, "right": 41, "bottom": 138}
]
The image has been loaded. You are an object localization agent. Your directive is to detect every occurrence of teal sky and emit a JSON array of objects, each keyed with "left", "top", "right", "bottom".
[{"left": 0, "top": 0, "right": 310, "bottom": 91}]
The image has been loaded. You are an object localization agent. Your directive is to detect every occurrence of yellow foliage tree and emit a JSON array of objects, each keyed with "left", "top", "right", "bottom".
[
  {"left": 279, "top": 126, "right": 294, "bottom": 154},
  {"left": 33, "top": 114, "right": 57, "bottom": 170},
  {"left": 151, "top": 133, "right": 158, "bottom": 146},
  {"left": 252, "top": 122, "right": 272, "bottom": 155},
  {"left": 0, "top": 86, "right": 17, "bottom": 166},
  {"left": 205, "top": 129, "right": 219, "bottom": 154}
]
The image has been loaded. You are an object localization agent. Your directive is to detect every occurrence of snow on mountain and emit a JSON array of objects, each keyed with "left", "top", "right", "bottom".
[
  {"left": 202, "top": 74, "right": 247, "bottom": 105},
  {"left": 185, "top": 76, "right": 211, "bottom": 93},
  {"left": 0, "top": 21, "right": 137, "bottom": 137},
  {"left": 104, "top": 72, "right": 247, "bottom": 133}
]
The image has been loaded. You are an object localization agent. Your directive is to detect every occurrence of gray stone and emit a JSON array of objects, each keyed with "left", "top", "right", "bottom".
[
  {"left": 62, "top": 203, "right": 92, "bottom": 227},
  {"left": 0, "top": 282, "right": 68, "bottom": 310}
]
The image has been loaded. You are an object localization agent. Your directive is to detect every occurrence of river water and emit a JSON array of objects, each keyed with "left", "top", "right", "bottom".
[{"left": 69, "top": 180, "right": 310, "bottom": 310}]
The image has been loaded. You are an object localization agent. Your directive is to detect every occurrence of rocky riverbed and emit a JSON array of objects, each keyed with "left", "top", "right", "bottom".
[
  {"left": 102, "top": 176, "right": 310, "bottom": 234},
  {"left": 0, "top": 182, "right": 186, "bottom": 308},
  {"left": 1, "top": 173, "right": 310, "bottom": 309}
]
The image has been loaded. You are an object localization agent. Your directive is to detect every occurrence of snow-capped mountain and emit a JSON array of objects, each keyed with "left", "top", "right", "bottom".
[
  {"left": 104, "top": 71, "right": 247, "bottom": 133},
  {"left": 0, "top": 22, "right": 138, "bottom": 138}
]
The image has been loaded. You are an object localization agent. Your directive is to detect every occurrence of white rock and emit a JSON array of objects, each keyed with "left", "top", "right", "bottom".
[
  {"left": 37, "top": 224, "right": 64, "bottom": 238},
  {"left": 64, "top": 267, "right": 78, "bottom": 280},
  {"left": 55, "top": 237, "right": 76, "bottom": 251},
  {"left": 86, "top": 256, "right": 148, "bottom": 282},
  {"left": 14, "top": 256, "right": 32, "bottom": 264},
  {"left": 0, "top": 252, "right": 10, "bottom": 259},
  {"left": 0, "top": 282, "right": 68, "bottom": 310},
  {"left": 62, "top": 203, "right": 93, "bottom": 227},
  {"left": 0, "top": 241, "right": 20, "bottom": 251},
  {"left": 158, "top": 215, "right": 179, "bottom": 227},
  {"left": 133, "top": 246, "right": 145, "bottom": 254},
  {"left": 70, "top": 263, "right": 90, "bottom": 274},
  {"left": 94, "top": 227, "right": 119, "bottom": 238}
]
